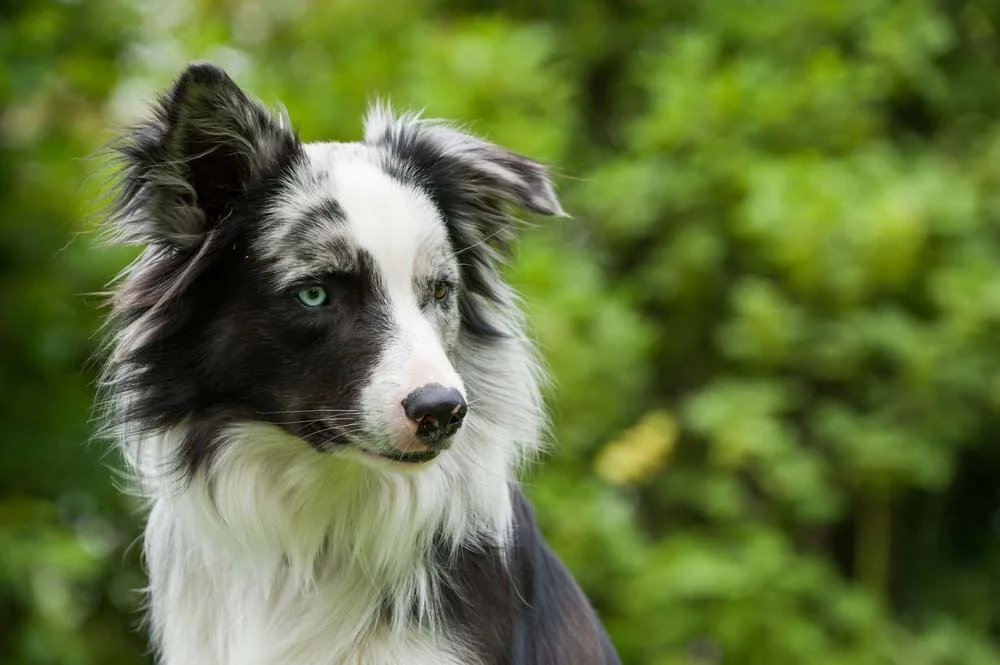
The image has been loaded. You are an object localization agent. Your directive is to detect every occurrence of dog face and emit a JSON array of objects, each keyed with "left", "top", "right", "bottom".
[{"left": 105, "top": 64, "right": 563, "bottom": 476}]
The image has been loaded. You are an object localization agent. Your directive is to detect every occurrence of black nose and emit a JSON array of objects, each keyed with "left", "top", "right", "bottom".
[{"left": 402, "top": 384, "right": 468, "bottom": 446}]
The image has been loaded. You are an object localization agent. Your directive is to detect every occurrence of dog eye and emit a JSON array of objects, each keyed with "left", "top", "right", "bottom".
[
  {"left": 296, "top": 285, "right": 329, "bottom": 307},
  {"left": 432, "top": 281, "right": 451, "bottom": 302}
]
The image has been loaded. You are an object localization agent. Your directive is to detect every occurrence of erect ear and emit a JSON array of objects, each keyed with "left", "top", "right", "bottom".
[
  {"left": 363, "top": 106, "right": 567, "bottom": 223},
  {"left": 111, "top": 63, "right": 298, "bottom": 249}
]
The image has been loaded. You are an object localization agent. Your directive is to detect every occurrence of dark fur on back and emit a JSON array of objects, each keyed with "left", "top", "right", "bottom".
[{"left": 440, "top": 489, "right": 620, "bottom": 664}]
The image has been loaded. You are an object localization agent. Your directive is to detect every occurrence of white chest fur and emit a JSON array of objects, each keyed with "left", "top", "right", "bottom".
[
  {"left": 121, "top": 401, "right": 535, "bottom": 665},
  {"left": 145, "top": 502, "right": 473, "bottom": 665},
  {"left": 133, "top": 424, "right": 515, "bottom": 665}
]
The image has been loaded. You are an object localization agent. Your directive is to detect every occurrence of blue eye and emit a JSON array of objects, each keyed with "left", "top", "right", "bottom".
[{"left": 296, "top": 286, "right": 328, "bottom": 307}]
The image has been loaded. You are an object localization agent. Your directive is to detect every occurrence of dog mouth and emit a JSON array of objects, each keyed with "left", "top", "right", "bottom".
[
  {"left": 378, "top": 449, "right": 440, "bottom": 464},
  {"left": 289, "top": 420, "right": 442, "bottom": 466}
]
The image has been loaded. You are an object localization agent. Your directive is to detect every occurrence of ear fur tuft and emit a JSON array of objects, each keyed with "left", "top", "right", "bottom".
[{"left": 108, "top": 62, "right": 298, "bottom": 249}]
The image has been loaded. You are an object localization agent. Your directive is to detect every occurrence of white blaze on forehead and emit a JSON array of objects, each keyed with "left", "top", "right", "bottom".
[
  {"left": 261, "top": 142, "right": 449, "bottom": 291},
  {"left": 311, "top": 146, "right": 448, "bottom": 293}
]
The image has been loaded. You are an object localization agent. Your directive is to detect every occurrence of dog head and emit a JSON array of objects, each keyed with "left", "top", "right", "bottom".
[{"left": 103, "top": 63, "right": 563, "bottom": 479}]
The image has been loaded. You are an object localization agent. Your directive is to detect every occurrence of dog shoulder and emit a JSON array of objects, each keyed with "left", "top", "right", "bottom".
[
  {"left": 508, "top": 489, "right": 621, "bottom": 665},
  {"left": 438, "top": 488, "right": 620, "bottom": 664}
]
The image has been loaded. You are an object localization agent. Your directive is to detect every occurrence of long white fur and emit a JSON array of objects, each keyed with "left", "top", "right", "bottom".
[{"left": 119, "top": 110, "right": 549, "bottom": 664}]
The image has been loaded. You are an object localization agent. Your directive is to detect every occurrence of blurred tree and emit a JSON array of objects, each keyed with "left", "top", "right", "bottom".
[
  {"left": 2, "top": 0, "right": 999, "bottom": 663},
  {"left": 0, "top": 0, "right": 149, "bottom": 662}
]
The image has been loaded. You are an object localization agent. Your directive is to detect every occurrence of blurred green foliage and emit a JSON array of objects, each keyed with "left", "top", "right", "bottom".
[{"left": 3, "top": 0, "right": 1000, "bottom": 663}]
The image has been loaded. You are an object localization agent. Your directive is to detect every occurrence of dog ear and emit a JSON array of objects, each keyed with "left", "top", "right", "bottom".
[
  {"left": 364, "top": 107, "right": 566, "bottom": 338},
  {"left": 410, "top": 122, "right": 566, "bottom": 218},
  {"left": 364, "top": 107, "right": 566, "bottom": 224},
  {"left": 111, "top": 63, "right": 297, "bottom": 249}
]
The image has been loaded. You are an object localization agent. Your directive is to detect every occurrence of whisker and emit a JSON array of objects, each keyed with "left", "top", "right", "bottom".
[
  {"left": 316, "top": 431, "right": 366, "bottom": 448},
  {"left": 309, "top": 424, "right": 366, "bottom": 438},
  {"left": 272, "top": 421, "right": 352, "bottom": 429},
  {"left": 256, "top": 408, "right": 364, "bottom": 415},
  {"left": 454, "top": 226, "right": 508, "bottom": 257},
  {"left": 266, "top": 413, "right": 361, "bottom": 423}
]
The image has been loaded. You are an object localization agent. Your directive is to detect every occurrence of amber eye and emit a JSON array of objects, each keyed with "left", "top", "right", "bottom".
[{"left": 433, "top": 281, "right": 451, "bottom": 302}]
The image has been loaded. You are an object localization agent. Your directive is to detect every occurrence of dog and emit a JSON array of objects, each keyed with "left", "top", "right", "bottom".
[{"left": 99, "top": 63, "right": 620, "bottom": 665}]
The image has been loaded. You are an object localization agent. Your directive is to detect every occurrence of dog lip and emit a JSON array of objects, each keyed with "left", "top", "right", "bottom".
[{"left": 379, "top": 449, "right": 440, "bottom": 464}]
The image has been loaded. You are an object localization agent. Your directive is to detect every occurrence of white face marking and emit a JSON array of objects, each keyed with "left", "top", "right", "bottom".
[
  {"left": 316, "top": 146, "right": 447, "bottom": 298},
  {"left": 263, "top": 143, "right": 467, "bottom": 458}
]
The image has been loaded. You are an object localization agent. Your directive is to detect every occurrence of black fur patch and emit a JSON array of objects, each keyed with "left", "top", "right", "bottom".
[
  {"left": 111, "top": 222, "right": 393, "bottom": 477},
  {"left": 303, "top": 198, "right": 347, "bottom": 225},
  {"left": 438, "top": 490, "right": 621, "bottom": 665},
  {"left": 102, "top": 65, "right": 394, "bottom": 478}
]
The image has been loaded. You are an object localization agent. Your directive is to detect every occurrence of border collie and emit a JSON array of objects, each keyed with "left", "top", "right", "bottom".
[{"left": 99, "top": 63, "right": 620, "bottom": 665}]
